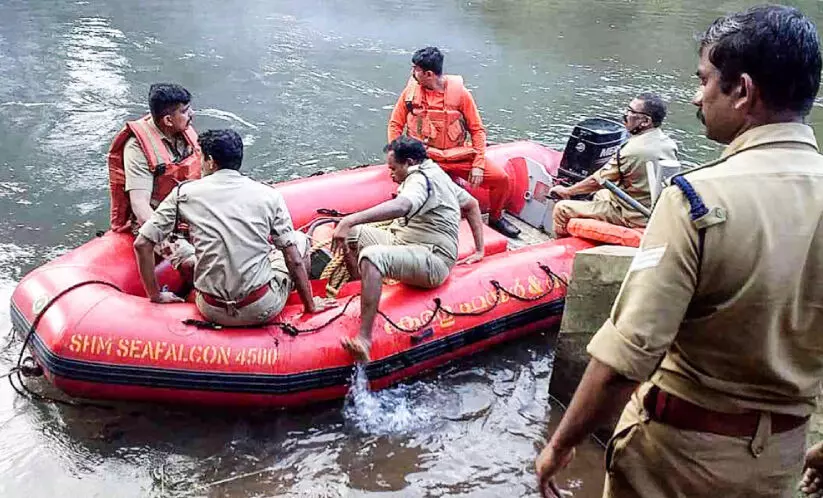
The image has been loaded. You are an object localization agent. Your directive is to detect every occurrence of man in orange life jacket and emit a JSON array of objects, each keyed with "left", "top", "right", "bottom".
[
  {"left": 388, "top": 46, "right": 521, "bottom": 238},
  {"left": 107, "top": 83, "right": 201, "bottom": 275}
]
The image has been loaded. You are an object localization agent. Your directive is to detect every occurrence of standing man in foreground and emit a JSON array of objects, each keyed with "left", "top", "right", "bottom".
[
  {"left": 549, "top": 93, "right": 679, "bottom": 236},
  {"left": 332, "top": 136, "right": 484, "bottom": 362},
  {"left": 388, "top": 46, "right": 521, "bottom": 238},
  {"left": 536, "top": 5, "right": 823, "bottom": 497},
  {"left": 134, "top": 129, "right": 334, "bottom": 325},
  {"left": 108, "top": 83, "right": 201, "bottom": 272}
]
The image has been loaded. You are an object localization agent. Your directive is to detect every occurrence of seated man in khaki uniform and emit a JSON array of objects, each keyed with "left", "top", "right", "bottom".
[
  {"left": 134, "top": 129, "right": 334, "bottom": 325},
  {"left": 536, "top": 6, "right": 823, "bottom": 498},
  {"left": 549, "top": 93, "right": 679, "bottom": 236},
  {"left": 331, "top": 136, "right": 485, "bottom": 362}
]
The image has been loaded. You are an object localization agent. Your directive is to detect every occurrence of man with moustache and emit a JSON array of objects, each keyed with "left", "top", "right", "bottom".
[
  {"left": 549, "top": 93, "right": 679, "bottom": 236},
  {"left": 535, "top": 5, "right": 823, "bottom": 497},
  {"left": 108, "top": 83, "right": 202, "bottom": 274}
]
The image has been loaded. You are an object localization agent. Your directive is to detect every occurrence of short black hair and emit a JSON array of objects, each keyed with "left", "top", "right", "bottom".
[
  {"left": 383, "top": 136, "right": 428, "bottom": 165},
  {"left": 699, "top": 5, "right": 821, "bottom": 116},
  {"left": 412, "top": 47, "right": 444, "bottom": 76},
  {"left": 198, "top": 129, "right": 244, "bottom": 171},
  {"left": 148, "top": 83, "right": 192, "bottom": 120},
  {"left": 636, "top": 93, "right": 667, "bottom": 127}
]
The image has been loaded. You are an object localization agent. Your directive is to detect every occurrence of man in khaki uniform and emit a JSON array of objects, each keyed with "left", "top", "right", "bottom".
[
  {"left": 331, "top": 136, "right": 485, "bottom": 362},
  {"left": 134, "top": 129, "right": 334, "bottom": 323},
  {"left": 549, "top": 93, "right": 679, "bottom": 236},
  {"left": 535, "top": 5, "right": 823, "bottom": 498}
]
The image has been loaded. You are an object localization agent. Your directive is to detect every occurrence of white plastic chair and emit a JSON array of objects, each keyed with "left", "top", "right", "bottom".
[{"left": 646, "top": 159, "right": 684, "bottom": 206}]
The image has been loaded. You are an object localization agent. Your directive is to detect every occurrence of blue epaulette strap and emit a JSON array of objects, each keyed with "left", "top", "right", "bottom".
[{"left": 671, "top": 176, "right": 708, "bottom": 222}]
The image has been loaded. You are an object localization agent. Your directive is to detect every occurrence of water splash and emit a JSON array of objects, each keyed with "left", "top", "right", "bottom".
[{"left": 342, "top": 365, "right": 436, "bottom": 436}]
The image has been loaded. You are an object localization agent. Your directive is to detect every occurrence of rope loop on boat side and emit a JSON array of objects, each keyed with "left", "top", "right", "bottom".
[
  {"left": 271, "top": 294, "right": 358, "bottom": 337},
  {"left": 184, "top": 262, "right": 569, "bottom": 338},
  {"left": 10, "top": 279, "right": 121, "bottom": 410},
  {"left": 377, "top": 262, "right": 568, "bottom": 334}
]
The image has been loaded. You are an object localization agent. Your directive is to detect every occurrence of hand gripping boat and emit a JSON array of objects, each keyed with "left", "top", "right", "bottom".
[{"left": 9, "top": 140, "right": 607, "bottom": 407}]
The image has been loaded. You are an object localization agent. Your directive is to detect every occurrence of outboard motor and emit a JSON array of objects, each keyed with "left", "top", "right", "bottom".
[
  {"left": 508, "top": 118, "right": 628, "bottom": 234},
  {"left": 556, "top": 118, "right": 627, "bottom": 185}
]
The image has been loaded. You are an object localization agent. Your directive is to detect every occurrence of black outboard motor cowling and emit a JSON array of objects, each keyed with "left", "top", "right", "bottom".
[{"left": 557, "top": 118, "right": 627, "bottom": 185}]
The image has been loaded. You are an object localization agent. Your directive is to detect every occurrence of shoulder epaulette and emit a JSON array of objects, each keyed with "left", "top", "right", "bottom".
[{"left": 670, "top": 176, "right": 726, "bottom": 229}]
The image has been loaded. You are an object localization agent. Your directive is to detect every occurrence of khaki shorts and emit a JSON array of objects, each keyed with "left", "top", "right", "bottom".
[
  {"left": 132, "top": 223, "right": 194, "bottom": 270},
  {"left": 348, "top": 225, "right": 451, "bottom": 289},
  {"left": 553, "top": 189, "right": 646, "bottom": 236},
  {"left": 156, "top": 237, "right": 195, "bottom": 269},
  {"left": 194, "top": 232, "right": 311, "bottom": 327},
  {"left": 602, "top": 382, "right": 806, "bottom": 498}
]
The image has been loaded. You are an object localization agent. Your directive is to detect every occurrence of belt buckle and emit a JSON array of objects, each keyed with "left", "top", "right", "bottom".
[{"left": 225, "top": 300, "right": 238, "bottom": 316}]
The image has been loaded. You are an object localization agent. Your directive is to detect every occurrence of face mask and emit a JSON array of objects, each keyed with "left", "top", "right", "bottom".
[{"left": 623, "top": 115, "right": 645, "bottom": 136}]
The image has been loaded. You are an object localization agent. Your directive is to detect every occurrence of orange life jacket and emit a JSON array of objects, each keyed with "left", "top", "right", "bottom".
[
  {"left": 107, "top": 115, "right": 202, "bottom": 232},
  {"left": 404, "top": 75, "right": 476, "bottom": 163}
]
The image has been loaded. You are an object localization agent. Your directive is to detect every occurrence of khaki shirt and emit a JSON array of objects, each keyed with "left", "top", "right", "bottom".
[
  {"left": 588, "top": 123, "right": 823, "bottom": 417},
  {"left": 139, "top": 169, "right": 298, "bottom": 301},
  {"left": 390, "top": 159, "right": 472, "bottom": 265},
  {"left": 596, "top": 127, "right": 679, "bottom": 222},
  {"left": 123, "top": 120, "right": 192, "bottom": 208}
]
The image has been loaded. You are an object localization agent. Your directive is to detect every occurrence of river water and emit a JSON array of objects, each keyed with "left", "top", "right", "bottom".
[{"left": 1, "top": 0, "right": 822, "bottom": 496}]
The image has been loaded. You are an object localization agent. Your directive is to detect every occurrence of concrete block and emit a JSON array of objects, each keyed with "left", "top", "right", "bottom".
[
  {"left": 550, "top": 245, "right": 636, "bottom": 440},
  {"left": 559, "top": 245, "right": 637, "bottom": 336}
]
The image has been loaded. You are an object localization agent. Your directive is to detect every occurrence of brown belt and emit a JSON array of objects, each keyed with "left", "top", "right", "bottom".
[
  {"left": 199, "top": 283, "right": 270, "bottom": 310},
  {"left": 643, "top": 385, "right": 808, "bottom": 437}
]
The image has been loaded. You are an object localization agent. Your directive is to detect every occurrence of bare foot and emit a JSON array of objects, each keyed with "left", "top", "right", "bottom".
[{"left": 341, "top": 336, "right": 371, "bottom": 363}]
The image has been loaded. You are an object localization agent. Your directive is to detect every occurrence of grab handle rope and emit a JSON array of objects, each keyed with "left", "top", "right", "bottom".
[
  {"left": 378, "top": 263, "right": 567, "bottom": 334},
  {"left": 9, "top": 280, "right": 121, "bottom": 409},
  {"left": 184, "top": 263, "right": 568, "bottom": 338}
]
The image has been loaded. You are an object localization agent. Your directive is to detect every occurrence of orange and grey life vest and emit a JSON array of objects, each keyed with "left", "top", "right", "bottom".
[
  {"left": 107, "top": 114, "right": 202, "bottom": 232},
  {"left": 403, "top": 75, "right": 476, "bottom": 163}
]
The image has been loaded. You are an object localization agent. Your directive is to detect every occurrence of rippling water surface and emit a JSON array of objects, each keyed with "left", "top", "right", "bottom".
[{"left": 2, "top": 0, "right": 823, "bottom": 496}]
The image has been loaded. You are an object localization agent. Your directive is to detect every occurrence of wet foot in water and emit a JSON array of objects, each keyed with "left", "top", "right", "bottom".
[{"left": 341, "top": 336, "right": 371, "bottom": 363}]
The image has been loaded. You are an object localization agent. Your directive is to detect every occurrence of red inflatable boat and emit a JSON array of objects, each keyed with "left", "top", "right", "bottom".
[{"left": 9, "top": 141, "right": 596, "bottom": 407}]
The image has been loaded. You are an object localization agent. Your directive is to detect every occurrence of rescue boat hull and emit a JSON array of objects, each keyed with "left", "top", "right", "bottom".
[{"left": 9, "top": 141, "right": 595, "bottom": 407}]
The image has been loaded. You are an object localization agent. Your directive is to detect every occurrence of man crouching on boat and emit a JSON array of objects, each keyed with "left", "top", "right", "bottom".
[
  {"left": 332, "top": 136, "right": 485, "bottom": 362},
  {"left": 133, "top": 129, "right": 336, "bottom": 326}
]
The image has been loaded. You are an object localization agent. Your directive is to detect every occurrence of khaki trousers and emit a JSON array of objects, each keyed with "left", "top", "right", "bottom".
[
  {"left": 553, "top": 190, "right": 646, "bottom": 236},
  {"left": 194, "top": 233, "right": 310, "bottom": 327},
  {"left": 603, "top": 383, "right": 807, "bottom": 498},
  {"left": 195, "top": 281, "right": 289, "bottom": 327},
  {"left": 349, "top": 225, "right": 451, "bottom": 289}
]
